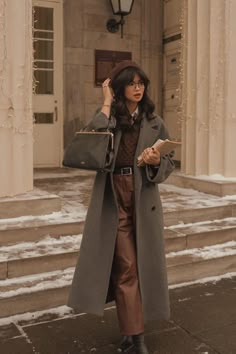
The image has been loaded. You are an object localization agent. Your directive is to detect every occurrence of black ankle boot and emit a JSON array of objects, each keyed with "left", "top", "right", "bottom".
[
  {"left": 117, "top": 335, "right": 134, "bottom": 353},
  {"left": 132, "top": 334, "right": 149, "bottom": 354}
]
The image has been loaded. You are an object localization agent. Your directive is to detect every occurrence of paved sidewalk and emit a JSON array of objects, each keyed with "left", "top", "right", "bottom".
[
  {"left": 0, "top": 168, "right": 235, "bottom": 353},
  {"left": 0, "top": 275, "right": 235, "bottom": 354}
]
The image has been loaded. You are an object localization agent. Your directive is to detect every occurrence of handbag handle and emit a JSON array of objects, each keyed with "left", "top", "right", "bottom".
[{"left": 82, "top": 109, "right": 115, "bottom": 133}]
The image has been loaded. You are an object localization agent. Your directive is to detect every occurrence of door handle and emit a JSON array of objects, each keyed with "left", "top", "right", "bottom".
[{"left": 54, "top": 106, "right": 58, "bottom": 122}]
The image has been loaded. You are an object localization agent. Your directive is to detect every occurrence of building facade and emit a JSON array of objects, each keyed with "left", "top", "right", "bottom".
[{"left": 0, "top": 0, "right": 235, "bottom": 198}]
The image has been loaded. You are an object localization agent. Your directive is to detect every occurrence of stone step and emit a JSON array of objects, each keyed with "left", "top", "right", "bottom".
[
  {"left": 0, "top": 235, "right": 81, "bottom": 280},
  {"left": 165, "top": 171, "right": 236, "bottom": 197},
  {"left": 0, "top": 268, "right": 73, "bottom": 318},
  {"left": 167, "top": 241, "right": 236, "bottom": 284},
  {"left": 36, "top": 175, "right": 236, "bottom": 226},
  {"left": 0, "top": 201, "right": 235, "bottom": 247},
  {"left": 159, "top": 183, "right": 236, "bottom": 226},
  {"left": 163, "top": 203, "right": 235, "bottom": 227},
  {"left": 165, "top": 217, "right": 236, "bottom": 252},
  {"left": 0, "top": 241, "right": 235, "bottom": 318},
  {"left": 0, "top": 218, "right": 236, "bottom": 280},
  {"left": 0, "top": 189, "right": 61, "bottom": 219},
  {"left": 34, "top": 168, "right": 95, "bottom": 182},
  {"left": 0, "top": 218, "right": 84, "bottom": 247}
]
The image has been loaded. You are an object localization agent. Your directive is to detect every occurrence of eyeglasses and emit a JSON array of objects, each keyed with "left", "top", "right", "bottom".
[{"left": 127, "top": 81, "right": 145, "bottom": 89}]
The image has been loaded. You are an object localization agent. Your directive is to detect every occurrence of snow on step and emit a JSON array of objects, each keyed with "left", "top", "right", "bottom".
[
  {"left": 167, "top": 241, "right": 236, "bottom": 284},
  {"left": 168, "top": 217, "right": 236, "bottom": 233},
  {"left": 0, "top": 210, "right": 85, "bottom": 247},
  {"left": 165, "top": 217, "right": 236, "bottom": 250},
  {"left": 160, "top": 184, "right": 236, "bottom": 226},
  {"left": 0, "top": 179, "right": 88, "bottom": 231},
  {"left": 0, "top": 209, "right": 86, "bottom": 230},
  {"left": 0, "top": 235, "right": 82, "bottom": 261},
  {"left": 1, "top": 239, "right": 234, "bottom": 291},
  {"left": 0, "top": 240, "right": 235, "bottom": 317},
  {"left": 166, "top": 240, "right": 236, "bottom": 260},
  {"left": 0, "top": 188, "right": 61, "bottom": 219},
  {"left": 0, "top": 183, "right": 87, "bottom": 246},
  {"left": 0, "top": 268, "right": 74, "bottom": 298},
  {"left": 160, "top": 183, "right": 236, "bottom": 211},
  {"left": 0, "top": 268, "right": 74, "bottom": 318},
  {"left": 0, "top": 235, "right": 82, "bottom": 279}
]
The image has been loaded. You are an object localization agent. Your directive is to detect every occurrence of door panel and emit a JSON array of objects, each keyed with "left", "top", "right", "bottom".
[{"left": 33, "top": 0, "right": 63, "bottom": 167}]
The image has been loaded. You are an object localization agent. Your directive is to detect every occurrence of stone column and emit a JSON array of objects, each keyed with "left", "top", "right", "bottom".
[
  {"left": 181, "top": 0, "right": 236, "bottom": 177},
  {"left": 224, "top": 0, "right": 236, "bottom": 176},
  {"left": 0, "top": 0, "right": 33, "bottom": 197}
]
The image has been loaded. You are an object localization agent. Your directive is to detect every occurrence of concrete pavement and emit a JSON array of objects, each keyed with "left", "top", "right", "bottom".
[
  {"left": 0, "top": 275, "right": 235, "bottom": 354},
  {"left": 0, "top": 168, "right": 235, "bottom": 353}
]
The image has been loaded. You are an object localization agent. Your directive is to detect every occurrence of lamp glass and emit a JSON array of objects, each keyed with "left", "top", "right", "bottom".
[
  {"left": 110, "top": 0, "right": 134, "bottom": 16},
  {"left": 110, "top": 0, "right": 119, "bottom": 14}
]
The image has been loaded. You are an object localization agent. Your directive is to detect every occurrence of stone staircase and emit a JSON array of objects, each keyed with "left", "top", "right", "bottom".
[{"left": 0, "top": 171, "right": 235, "bottom": 318}]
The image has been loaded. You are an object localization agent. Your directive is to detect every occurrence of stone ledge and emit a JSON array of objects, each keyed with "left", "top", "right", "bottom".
[
  {"left": 0, "top": 188, "right": 61, "bottom": 219},
  {"left": 165, "top": 172, "right": 236, "bottom": 197}
]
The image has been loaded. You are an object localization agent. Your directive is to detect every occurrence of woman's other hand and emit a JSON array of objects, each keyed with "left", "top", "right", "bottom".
[{"left": 141, "top": 147, "right": 161, "bottom": 166}]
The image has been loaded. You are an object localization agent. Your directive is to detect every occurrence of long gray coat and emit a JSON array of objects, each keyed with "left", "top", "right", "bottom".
[{"left": 68, "top": 111, "right": 175, "bottom": 322}]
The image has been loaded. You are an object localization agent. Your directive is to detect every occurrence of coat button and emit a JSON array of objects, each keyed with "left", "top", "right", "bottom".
[{"left": 151, "top": 206, "right": 156, "bottom": 211}]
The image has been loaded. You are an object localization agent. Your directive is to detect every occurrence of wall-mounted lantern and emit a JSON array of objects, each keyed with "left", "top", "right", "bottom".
[{"left": 106, "top": 0, "right": 134, "bottom": 38}]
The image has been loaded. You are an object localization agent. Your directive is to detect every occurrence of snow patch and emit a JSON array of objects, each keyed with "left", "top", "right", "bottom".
[
  {"left": 0, "top": 235, "right": 82, "bottom": 261},
  {"left": 160, "top": 183, "right": 236, "bottom": 213},
  {"left": 0, "top": 188, "right": 58, "bottom": 202},
  {"left": 178, "top": 297, "right": 191, "bottom": 302},
  {"left": 0, "top": 305, "right": 74, "bottom": 326},
  {"left": 0, "top": 273, "right": 235, "bottom": 326},
  {"left": 169, "top": 272, "right": 236, "bottom": 289},
  {"left": 0, "top": 208, "right": 86, "bottom": 230},
  {"left": 0, "top": 268, "right": 74, "bottom": 298},
  {"left": 166, "top": 217, "right": 236, "bottom": 234},
  {"left": 34, "top": 169, "right": 95, "bottom": 180},
  {"left": 166, "top": 240, "right": 236, "bottom": 259},
  {"left": 197, "top": 174, "right": 236, "bottom": 182}
]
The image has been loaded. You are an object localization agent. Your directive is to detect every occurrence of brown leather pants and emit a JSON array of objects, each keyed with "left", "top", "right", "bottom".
[{"left": 112, "top": 174, "right": 144, "bottom": 335}]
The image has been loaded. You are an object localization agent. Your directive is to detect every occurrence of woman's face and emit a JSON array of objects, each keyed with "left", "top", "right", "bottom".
[{"left": 124, "top": 74, "right": 145, "bottom": 104}]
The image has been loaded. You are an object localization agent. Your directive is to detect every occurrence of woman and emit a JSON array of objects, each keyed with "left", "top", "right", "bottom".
[{"left": 68, "top": 61, "right": 175, "bottom": 353}]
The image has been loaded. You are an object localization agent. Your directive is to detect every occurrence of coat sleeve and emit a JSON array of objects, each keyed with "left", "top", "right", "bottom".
[
  {"left": 145, "top": 117, "right": 175, "bottom": 184},
  {"left": 84, "top": 110, "right": 116, "bottom": 131}
]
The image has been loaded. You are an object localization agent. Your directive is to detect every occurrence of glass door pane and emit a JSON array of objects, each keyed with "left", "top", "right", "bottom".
[{"left": 33, "top": 6, "right": 54, "bottom": 95}]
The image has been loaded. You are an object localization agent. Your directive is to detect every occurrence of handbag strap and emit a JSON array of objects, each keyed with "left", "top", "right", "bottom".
[{"left": 106, "top": 116, "right": 113, "bottom": 131}]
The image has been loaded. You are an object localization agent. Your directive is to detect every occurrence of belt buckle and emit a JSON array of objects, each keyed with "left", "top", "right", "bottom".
[{"left": 121, "top": 167, "right": 132, "bottom": 175}]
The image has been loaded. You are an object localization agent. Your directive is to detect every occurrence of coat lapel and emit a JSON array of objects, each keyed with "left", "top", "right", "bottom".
[
  {"left": 111, "top": 129, "right": 122, "bottom": 171},
  {"left": 134, "top": 113, "right": 161, "bottom": 163}
]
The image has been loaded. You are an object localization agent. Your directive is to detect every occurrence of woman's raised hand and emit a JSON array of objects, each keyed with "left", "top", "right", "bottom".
[
  {"left": 101, "top": 78, "right": 113, "bottom": 118},
  {"left": 102, "top": 78, "right": 113, "bottom": 104}
]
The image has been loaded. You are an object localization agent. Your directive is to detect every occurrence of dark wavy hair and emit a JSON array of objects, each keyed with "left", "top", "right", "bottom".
[{"left": 110, "top": 66, "right": 155, "bottom": 130}]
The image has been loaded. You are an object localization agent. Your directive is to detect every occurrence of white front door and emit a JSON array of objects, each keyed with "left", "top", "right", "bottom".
[{"left": 33, "top": 0, "right": 63, "bottom": 167}]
